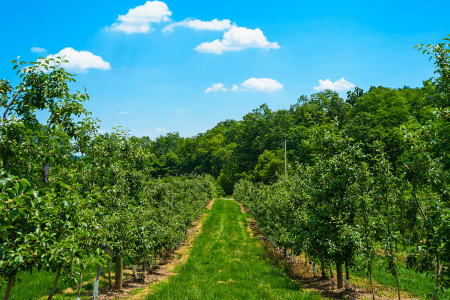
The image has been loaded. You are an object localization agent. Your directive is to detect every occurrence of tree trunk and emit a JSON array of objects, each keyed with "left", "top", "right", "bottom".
[
  {"left": 115, "top": 256, "right": 123, "bottom": 291},
  {"left": 142, "top": 263, "right": 146, "bottom": 279},
  {"left": 336, "top": 263, "right": 343, "bottom": 288},
  {"left": 97, "top": 265, "right": 102, "bottom": 280},
  {"left": 369, "top": 265, "right": 375, "bottom": 300},
  {"left": 312, "top": 262, "right": 318, "bottom": 276},
  {"left": 412, "top": 181, "right": 427, "bottom": 221},
  {"left": 284, "top": 248, "right": 287, "bottom": 258},
  {"left": 3, "top": 276, "right": 14, "bottom": 300},
  {"left": 387, "top": 211, "right": 401, "bottom": 300},
  {"left": 433, "top": 256, "right": 440, "bottom": 300},
  {"left": 321, "top": 260, "right": 327, "bottom": 278},
  {"left": 108, "top": 259, "right": 112, "bottom": 289},
  {"left": 48, "top": 264, "right": 63, "bottom": 300},
  {"left": 393, "top": 265, "right": 401, "bottom": 300},
  {"left": 76, "top": 270, "right": 83, "bottom": 299},
  {"left": 132, "top": 265, "right": 137, "bottom": 280},
  {"left": 345, "top": 261, "right": 350, "bottom": 280},
  {"left": 328, "top": 260, "right": 334, "bottom": 278},
  {"left": 395, "top": 238, "right": 398, "bottom": 253}
]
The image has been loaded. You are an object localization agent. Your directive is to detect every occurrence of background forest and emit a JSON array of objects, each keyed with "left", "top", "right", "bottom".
[{"left": 148, "top": 47, "right": 448, "bottom": 196}]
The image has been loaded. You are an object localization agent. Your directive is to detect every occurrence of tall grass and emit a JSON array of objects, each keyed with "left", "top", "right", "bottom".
[
  {"left": 352, "top": 258, "right": 450, "bottom": 300},
  {"left": 0, "top": 265, "right": 100, "bottom": 300}
]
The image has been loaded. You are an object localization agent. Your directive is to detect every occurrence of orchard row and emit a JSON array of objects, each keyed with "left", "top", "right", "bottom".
[
  {"left": 234, "top": 122, "right": 450, "bottom": 299},
  {"left": 0, "top": 57, "right": 216, "bottom": 299}
]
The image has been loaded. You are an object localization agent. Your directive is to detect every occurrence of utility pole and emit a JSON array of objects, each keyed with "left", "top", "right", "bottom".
[{"left": 284, "top": 139, "right": 287, "bottom": 180}]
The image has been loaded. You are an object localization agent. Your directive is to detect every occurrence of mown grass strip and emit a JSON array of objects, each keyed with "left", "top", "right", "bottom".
[{"left": 146, "top": 198, "right": 321, "bottom": 300}]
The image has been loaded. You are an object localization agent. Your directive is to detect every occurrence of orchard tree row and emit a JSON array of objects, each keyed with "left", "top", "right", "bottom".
[
  {"left": 234, "top": 123, "right": 449, "bottom": 299},
  {"left": 0, "top": 57, "right": 216, "bottom": 299},
  {"left": 234, "top": 36, "right": 450, "bottom": 300},
  {"left": 140, "top": 35, "right": 450, "bottom": 197}
]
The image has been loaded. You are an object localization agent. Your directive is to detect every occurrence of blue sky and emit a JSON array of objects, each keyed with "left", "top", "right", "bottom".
[{"left": 1, "top": 0, "right": 449, "bottom": 138}]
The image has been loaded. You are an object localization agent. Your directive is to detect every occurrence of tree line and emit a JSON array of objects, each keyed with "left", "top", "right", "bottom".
[{"left": 146, "top": 36, "right": 447, "bottom": 196}]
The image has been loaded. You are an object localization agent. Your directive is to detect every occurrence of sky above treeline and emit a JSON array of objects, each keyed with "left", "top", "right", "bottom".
[{"left": 1, "top": 0, "right": 449, "bottom": 138}]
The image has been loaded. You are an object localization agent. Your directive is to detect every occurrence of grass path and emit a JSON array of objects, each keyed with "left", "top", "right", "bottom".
[{"left": 145, "top": 198, "right": 321, "bottom": 300}]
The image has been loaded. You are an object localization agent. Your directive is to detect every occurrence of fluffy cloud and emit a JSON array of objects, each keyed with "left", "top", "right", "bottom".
[
  {"left": 45, "top": 48, "right": 110, "bottom": 71},
  {"left": 314, "top": 77, "right": 355, "bottom": 91},
  {"left": 204, "top": 80, "right": 283, "bottom": 93},
  {"left": 110, "top": 1, "right": 172, "bottom": 34},
  {"left": 195, "top": 25, "right": 280, "bottom": 54},
  {"left": 241, "top": 78, "right": 283, "bottom": 93},
  {"left": 163, "top": 18, "right": 231, "bottom": 32},
  {"left": 204, "top": 83, "right": 227, "bottom": 93},
  {"left": 31, "top": 47, "right": 46, "bottom": 53},
  {"left": 47, "top": 47, "right": 111, "bottom": 71},
  {"left": 156, "top": 128, "right": 166, "bottom": 131}
]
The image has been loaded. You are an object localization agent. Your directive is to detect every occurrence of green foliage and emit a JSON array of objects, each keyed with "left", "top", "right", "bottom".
[
  {"left": 415, "top": 34, "right": 450, "bottom": 108},
  {"left": 2, "top": 33, "right": 450, "bottom": 299},
  {"left": 0, "top": 58, "right": 216, "bottom": 299},
  {"left": 233, "top": 35, "right": 450, "bottom": 296},
  {"left": 252, "top": 149, "right": 285, "bottom": 185}
]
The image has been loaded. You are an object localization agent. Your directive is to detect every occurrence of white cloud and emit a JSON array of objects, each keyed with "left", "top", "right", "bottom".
[
  {"left": 156, "top": 128, "right": 166, "bottom": 131},
  {"left": 110, "top": 1, "right": 172, "bottom": 34},
  {"left": 314, "top": 77, "right": 355, "bottom": 91},
  {"left": 195, "top": 25, "right": 280, "bottom": 54},
  {"left": 176, "top": 109, "right": 184, "bottom": 112},
  {"left": 231, "top": 84, "right": 239, "bottom": 91},
  {"left": 31, "top": 47, "right": 46, "bottom": 53},
  {"left": 163, "top": 18, "right": 231, "bottom": 32},
  {"left": 241, "top": 78, "right": 283, "bottom": 93},
  {"left": 119, "top": 111, "right": 129, "bottom": 114},
  {"left": 204, "top": 83, "right": 227, "bottom": 93},
  {"left": 98, "top": 129, "right": 106, "bottom": 134},
  {"left": 45, "top": 48, "right": 110, "bottom": 71}
]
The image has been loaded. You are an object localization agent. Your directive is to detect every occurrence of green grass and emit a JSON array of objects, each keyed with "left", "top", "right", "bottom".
[
  {"left": 146, "top": 198, "right": 321, "bottom": 300},
  {"left": 352, "top": 259, "right": 450, "bottom": 300},
  {"left": 0, "top": 264, "right": 101, "bottom": 300}
]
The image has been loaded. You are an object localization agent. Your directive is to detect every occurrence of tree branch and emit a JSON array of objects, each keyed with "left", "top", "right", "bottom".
[{"left": 3, "top": 89, "right": 22, "bottom": 120}]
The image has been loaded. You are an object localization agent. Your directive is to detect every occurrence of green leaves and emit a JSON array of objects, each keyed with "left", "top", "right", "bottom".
[{"left": 416, "top": 35, "right": 450, "bottom": 109}]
